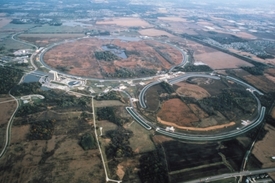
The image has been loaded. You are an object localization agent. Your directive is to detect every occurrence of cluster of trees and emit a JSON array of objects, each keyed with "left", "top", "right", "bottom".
[
  {"left": 79, "top": 133, "right": 97, "bottom": 150},
  {"left": 241, "top": 66, "right": 266, "bottom": 75},
  {"left": 198, "top": 89, "right": 255, "bottom": 120},
  {"left": 138, "top": 150, "right": 169, "bottom": 183},
  {"left": 96, "top": 107, "right": 127, "bottom": 126},
  {"left": 11, "top": 82, "right": 41, "bottom": 96},
  {"left": 0, "top": 66, "right": 23, "bottom": 94},
  {"left": 155, "top": 48, "right": 173, "bottom": 64},
  {"left": 56, "top": 65, "right": 70, "bottom": 72},
  {"left": 109, "top": 68, "right": 135, "bottom": 78},
  {"left": 95, "top": 51, "right": 119, "bottom": 61},
  {"left": 105, "top": 127, "right": 133, "bottom": 158},
  {"left": 15, "top": 87, "right": 90, "bottom": 117},
  {"left": 124, "top": 50, "right": 140, "bottom": 57},
  {"left": 16, "top": 102, "right": 46, "bottom": 117},
  {"left": 95, "top": 91, "right": 124, "bottom": 103},
  {"left": 256, "top": 54, "right": 274, "bottom": 59},
  {"left": 174, "top": 65, "right": 213, "bottom": 72},
  {"left": 104, "top": 67, "right": 156, "bottom": 78},
  {"left": 85, "top": 30, "right": 110, "bottom": 36},
  {"left": 28, "top": 120, "right": 54, "bottom": 140},
  {"left": 160, "top": 81, "right": 175, "bottom": 94}
]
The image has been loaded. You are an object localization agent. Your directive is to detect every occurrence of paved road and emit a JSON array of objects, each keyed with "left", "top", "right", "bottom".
[
  {"left": 183, "top": 167, "right": 275, "bottom": 183},
  {"left": 91, "top": 97, "right": 122, "bottom": 183},
  {"left": 155, "top": 106, "right": 265, "bottom": 141},
  {"left": 134, "top": 73, "right": 266, "bottom": 141},
  {"left": 11, "top": 33, "right": 38, "bottom": 50},
  {"left": 0, "top": 92, "right": 19, "bottom": 158},
  {"left": 125, "top": 107, "right": 152, "bottom": 130}
]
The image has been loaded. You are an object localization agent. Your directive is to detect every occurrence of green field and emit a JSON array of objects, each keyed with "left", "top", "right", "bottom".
[{"left": 28, "top": 25, "right": 87, "bottom": 33}]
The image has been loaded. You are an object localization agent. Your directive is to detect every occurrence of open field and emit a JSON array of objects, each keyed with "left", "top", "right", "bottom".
[
  {"left": 126, "top": 121, "right": 155, "bottom": 154},
  {"left": 187, "top": 41, "right": 253, "bottom": 69},
  {"left": 174, "top": 81, "right": 210, "bottom": 100},
  {"left": 228, "top": 49, "right": 275, "bottom": 65},
  {"left": 0, "top": 18, "right": 11, "bottom": 29},
  {"left": 243, "top": 75, "right": 275, "bottom": 93},
  {"left": 166, "top": 22, "right": 200, "bottom": 35},
  {"left": 157, "top": 98, "right": 199, "bottom": 127},
  {"left": 0, "top": 23, "right": 36, "bottom": 32},
  {"left": 158, "top": 140, "right": 232, "bottom": 182},
  {"left": 11, "top": 125, "right": 30, "bottom": 144},
  {"left": 44, "top": 38, "right": 183, "bottom": 78},
  {"left": 1, "top": 37, "right": 34, "bottom": 50},
  {"left": 230, "top": 68, "right": 275, "bottom": 93},
  {"left": 265, "top": 68, "right": 275, "bottom": 77},
  {"left": 158, "top": 17, "right": 188, "bottom": 22},
  {"left": 0, "top": 96, "right": 16, "bottom": 125},
  {"left": 96, "top": 17, "right": 151, "bottom": 27},
  {"left": 138, "top": 28, "right": 174, "bottom": 37},
  {"left": 19, "top": 34, "right": 84, "bottom": 47},
  {"left": 235, "top": 31, "right": 257, "bottom": 39},
  {"left": 0, "top": 108, "right": 105, "bottom": 183},
  {"left": 28, "top": 25, "right": 87, "bottom": 33},
  {"left": 252, "top": 124, "right": 275, "bottom": 181}
]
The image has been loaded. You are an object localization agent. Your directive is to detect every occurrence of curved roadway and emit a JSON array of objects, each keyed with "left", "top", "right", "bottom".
[
  {"left": 133, "top": 74, "right": 266, "bottom": 141},
  {"left": 38, "top": 37, "right": 187, "bottom": 81},
  {"left": 0, "top": 92, "right": 19, "bottom": 158}
]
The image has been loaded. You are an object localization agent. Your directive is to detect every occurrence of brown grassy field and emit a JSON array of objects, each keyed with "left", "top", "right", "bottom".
[
  {"left": 174, "top": 82, "right": 211, "bottom": 100},
  {"left": 228, "top": 49, "right": 275, "bottom": 65},
  {"left": 43, "top": 38, "right": 183, "bottom": 78},
  {"left": 187, "top": 41, "right": 253, "bottom": 69},
  {"left": 235, "top": 31, "right": 257, "bottom": 39},
  {"left": 166, "top": 22, "right": 199, "bottom": 35},
  {"left": 252, "top": 124, "right": 275, "bottom": 173},
  {"left": 96, "top": 17, "right": 151, "bottom": 27},
  {"left": 243, "top": 75, "right": 275, "bottom": 93},
  {"left": 189, "top": 104, "right": 209, "bottom": 119},
  {"left": 138, "top": 28, "right": 174, "bottom": 37},
  {"left": 157, "top": 98, "right": 199, "bottom": 127}
]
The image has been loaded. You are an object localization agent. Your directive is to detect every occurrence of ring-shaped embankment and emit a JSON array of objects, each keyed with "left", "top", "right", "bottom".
[
  {"left": 41, "top": 37, "right": 184, "bottom": 80},
  {"left": 134, "top": 74, "right": 265, "bottom": 141}
]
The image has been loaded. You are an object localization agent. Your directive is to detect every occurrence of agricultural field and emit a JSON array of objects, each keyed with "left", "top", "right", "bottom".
[
  {"left": 231, "top": 69, "right": 275, "bottom": 93},
  {"left": 138, "top": 28, "right": 174, "bottom": 37},
  {"left": 151, "top": 136, "right": 245, "bottom": 182},
  {"left": 96, "top": 17, "right": 151, "bottom": 27},
  {"left": 187, "top": 41, "right": 253, "bottom": 69},
  {"left": 252, "top": 124, "right": 275, "bottom": 169}
]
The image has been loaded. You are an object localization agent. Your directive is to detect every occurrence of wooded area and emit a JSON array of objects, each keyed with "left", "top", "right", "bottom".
[{"left": 0, "top": 66, "right": 23, "bottom": 94}]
